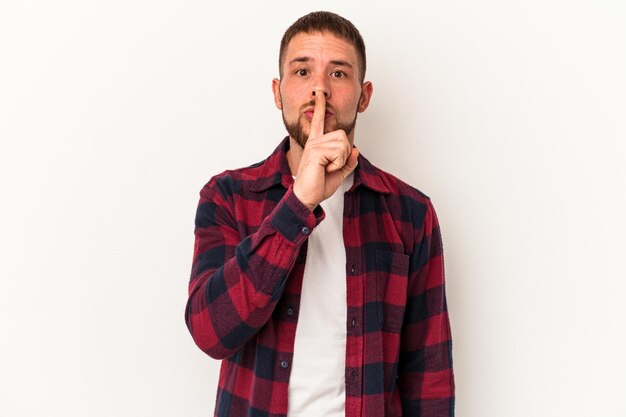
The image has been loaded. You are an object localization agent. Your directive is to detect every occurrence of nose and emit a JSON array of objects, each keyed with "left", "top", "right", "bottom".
[
  {"left": 310, "top": 74, "right": 330, "bottom": 100},
  {"left": 312, "top": 89, "right": 329, "bottom": 98}
]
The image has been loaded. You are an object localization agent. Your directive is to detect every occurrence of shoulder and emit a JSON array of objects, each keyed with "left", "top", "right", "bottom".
[
  {"left": 198, "top": 138, "right": 290, "bottom": 202},
  {"left": 364, "top": 159, "right": 439, "bottom": 234},
  {"left": 367, "top": 159, "right": 433, "bottom": 205},
  {"left": 198, "top": 158, "right": 269, "bottom": 202}
]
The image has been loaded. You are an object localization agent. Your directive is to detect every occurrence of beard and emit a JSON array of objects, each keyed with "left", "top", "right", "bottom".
[{"left": 282, "top": 107, "right": 358, "bottom": 149}]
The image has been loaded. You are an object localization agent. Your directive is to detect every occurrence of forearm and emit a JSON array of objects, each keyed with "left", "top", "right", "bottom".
[
  {"left": 185, "top": 185, "right": 323, "bottom": 359},
  {"left": 398, "top": 312, "right": 455, "bottom": 415},
  {"left": 399, "top": 200, "right": 455, "bottom": 415}
]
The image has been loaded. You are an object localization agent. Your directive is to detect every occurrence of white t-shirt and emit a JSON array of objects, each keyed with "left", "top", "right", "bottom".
[{"left": 287, "top": 172, "right": 354, "bottom": 417}]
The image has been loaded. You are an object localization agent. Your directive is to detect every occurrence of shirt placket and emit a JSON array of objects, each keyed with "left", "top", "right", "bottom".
[{"left": 343, "top": 189, "right": 363, "bottom": 417}]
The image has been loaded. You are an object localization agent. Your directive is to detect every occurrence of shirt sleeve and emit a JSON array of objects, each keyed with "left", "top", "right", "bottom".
[
  {"left": 398, "top": 199, "right": 455, "bottom": 416},
  {"left": 185, "top": 177, "right": 324, "bottom": 359}
]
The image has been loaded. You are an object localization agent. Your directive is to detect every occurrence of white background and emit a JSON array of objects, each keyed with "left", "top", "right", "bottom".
[{"left": 1, "top": 1, "right": 625, "bottom": 416}]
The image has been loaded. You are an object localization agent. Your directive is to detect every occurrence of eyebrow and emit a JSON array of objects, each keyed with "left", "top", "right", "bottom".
[{"left": 288, "top": 56, "right": 353, "bottom": 69}]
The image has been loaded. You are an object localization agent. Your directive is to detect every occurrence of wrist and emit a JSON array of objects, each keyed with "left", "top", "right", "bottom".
[{"left": 292, "top": 187, "right": 318, "bottom": 212}]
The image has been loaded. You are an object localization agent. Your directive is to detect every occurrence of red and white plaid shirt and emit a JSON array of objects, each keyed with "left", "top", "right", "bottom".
[{"left": 185, "top": 137, "right": 455, "bottom": 416}]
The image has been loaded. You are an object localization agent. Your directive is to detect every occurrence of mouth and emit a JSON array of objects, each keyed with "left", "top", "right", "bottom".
[{"left": 303, "top": 107, "right": 334, "bottom": 121}]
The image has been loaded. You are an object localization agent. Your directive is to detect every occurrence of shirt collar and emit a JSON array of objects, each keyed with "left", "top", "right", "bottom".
[{"left": 249, "top": 136, "right": 390, "bottom": 194}]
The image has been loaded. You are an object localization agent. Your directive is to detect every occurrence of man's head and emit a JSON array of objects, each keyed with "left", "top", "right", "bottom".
[
  {"left": 278, "top": 11, "right": 367, "bottom": 83},
  {"left": 272, "top": 11, "right": 373, "bottom": 149}
]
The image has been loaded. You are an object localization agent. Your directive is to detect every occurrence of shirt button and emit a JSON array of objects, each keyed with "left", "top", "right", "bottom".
[
  {"left": 350, "top": 370, "right": 357, "bottom": 379},
  {"left": 301, "top": 226, "right": 310, "bottom": 235},
  {"left": 351, "top": 318, "right": 357, "bottom": 327},
  {"left": 280, "top": 360, "right": 289, "bottom": 369},
  {"left": 286, "top": 307, "right": 294, "bottom": 316},
  {"left": 350, "top": 266, "right": 356, "bottom": 273}
]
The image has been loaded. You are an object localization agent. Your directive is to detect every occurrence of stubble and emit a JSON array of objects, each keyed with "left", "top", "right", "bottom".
[{"left": 281, "top": 103, "right": 358, "bottom": 149}]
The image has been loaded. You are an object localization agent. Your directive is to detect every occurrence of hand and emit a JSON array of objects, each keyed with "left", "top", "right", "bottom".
[{"left": 293, "top": 89, "right": 359, "bottom": 211}]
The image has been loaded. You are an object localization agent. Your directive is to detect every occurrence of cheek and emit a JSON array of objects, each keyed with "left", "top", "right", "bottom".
[
  {"left": 335, "top": 86, "right": 363, "bottom": 112},
  {"left": 353, "top": 95, "right": 362, "bottom": 110},
  {"left": 280, "top": 89, "right": 307, "bottom": 115},
  {"left": 339, "top": 97, "right": 361, "bottom": 116}
]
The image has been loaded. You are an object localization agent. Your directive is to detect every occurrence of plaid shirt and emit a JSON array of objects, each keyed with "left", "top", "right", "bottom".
[{"left": 185, "top": 137, "right": 455, "bottom": 416}]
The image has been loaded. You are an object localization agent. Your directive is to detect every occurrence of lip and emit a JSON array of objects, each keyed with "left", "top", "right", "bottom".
[{"left": 302, "top": 107, "right": 334, "bottom": 120}]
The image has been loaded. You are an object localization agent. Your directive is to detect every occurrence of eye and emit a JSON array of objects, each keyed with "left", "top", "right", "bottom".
[
  {"left": 330, "top": 70, "right": 346, "bottom": 78},
  {"left": 295, "top": 68, "right": 309, "bottom": 77}
]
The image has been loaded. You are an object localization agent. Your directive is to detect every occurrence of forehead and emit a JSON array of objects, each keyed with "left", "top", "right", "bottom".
[{"left": 283, "top": 31, "right": 358, "bottom": 66}]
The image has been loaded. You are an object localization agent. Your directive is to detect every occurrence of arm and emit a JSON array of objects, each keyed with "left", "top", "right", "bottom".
[
  {"left": 398, "top": 199, "right": 455, "bottom": 416},
  {"left": 187, "top": 89, "right": 357, "bottom": 360},
  {"left": 185, "top": 178, "right": 323, "bottom": 359}
]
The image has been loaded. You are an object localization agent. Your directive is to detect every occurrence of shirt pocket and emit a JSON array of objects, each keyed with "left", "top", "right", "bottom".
[{"left": 375, "top": 249, "right": 410, "bottom": 333}]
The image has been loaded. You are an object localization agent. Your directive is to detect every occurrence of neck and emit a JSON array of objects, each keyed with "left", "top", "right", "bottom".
[{"left": 286, "top": 137, "right": 303, "bottom": 176}]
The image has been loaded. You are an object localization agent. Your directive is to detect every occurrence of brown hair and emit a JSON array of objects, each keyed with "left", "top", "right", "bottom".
[{"left": 279, "top": 11, "right": 367, "bottom": 82}]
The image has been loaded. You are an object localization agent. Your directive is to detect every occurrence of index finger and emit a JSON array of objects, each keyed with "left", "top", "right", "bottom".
[{"left": 308, "top": 89, "right": 326, "bottom": 139}]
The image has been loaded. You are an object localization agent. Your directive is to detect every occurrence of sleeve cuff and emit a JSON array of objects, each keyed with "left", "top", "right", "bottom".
[{"left": 270, "top": 186, "right": 325, "bottom": 244}]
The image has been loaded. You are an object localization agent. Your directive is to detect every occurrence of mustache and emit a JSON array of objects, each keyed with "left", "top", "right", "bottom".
[{"left": 301, "top": 100, "right": 336, "bottom": 113}]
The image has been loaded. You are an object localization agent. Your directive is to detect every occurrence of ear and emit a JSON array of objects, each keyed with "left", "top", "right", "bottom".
[
  {"left": 357, "top": 81, "right": 373, "bottom": 113},
  {"left": 272, "top": 78, "right": 283, "bottom": 110}
]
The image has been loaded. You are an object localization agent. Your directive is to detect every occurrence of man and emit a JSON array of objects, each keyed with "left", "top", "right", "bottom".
[{"left": 185, "top": 11, "right": 455, "bottom": 417}]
